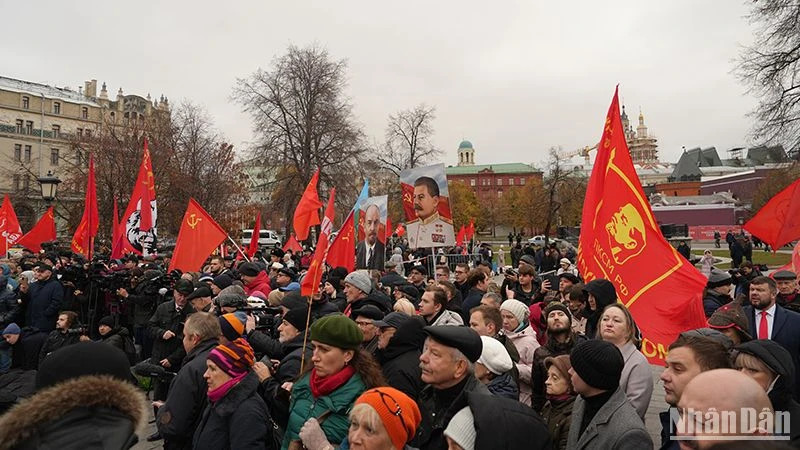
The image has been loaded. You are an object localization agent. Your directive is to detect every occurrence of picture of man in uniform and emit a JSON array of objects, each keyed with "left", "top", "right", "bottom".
[
  {"left": 356, "top": 203, "right": 386, "bottom": 270},
  {"left": 406, "top": 176, "right": 455, "bottom": 249}
]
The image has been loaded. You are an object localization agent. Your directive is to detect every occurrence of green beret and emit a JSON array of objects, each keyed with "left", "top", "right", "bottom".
[{"left": 310, "top": 314, "right": 363, "bottom": 350}]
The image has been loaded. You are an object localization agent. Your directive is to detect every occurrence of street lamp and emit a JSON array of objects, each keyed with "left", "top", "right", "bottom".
[{"left": 37, "top": 171, "right": 61, "bottom": 205}]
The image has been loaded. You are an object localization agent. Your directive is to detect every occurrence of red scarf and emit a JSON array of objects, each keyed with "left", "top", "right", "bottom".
[{"left": 310, "top": 365, "right": 356, "bottom": 398}]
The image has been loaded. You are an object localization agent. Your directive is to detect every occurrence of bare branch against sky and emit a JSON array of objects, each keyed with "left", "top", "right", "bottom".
[{"left": 1, "top": 1, "right": 755, "bottom": 167}]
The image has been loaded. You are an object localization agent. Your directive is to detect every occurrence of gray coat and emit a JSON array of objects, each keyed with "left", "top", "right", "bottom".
[
  {"left": 566, "top": 388, "right": 653, "bottom": 450},
  {"left": 618, "top": 341, "right": 653, "bottom": 421}
]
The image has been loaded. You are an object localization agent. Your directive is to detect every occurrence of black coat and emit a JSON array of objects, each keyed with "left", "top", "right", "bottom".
[
  {"left": 127, "top": 281, "right": 159, "bottom": 327},
  {"left": 148, "top": 300, "right": 193, "bottom": 367},
  {"left": 468, "top": 391, "right": 552, "bottom": 450},
  {"left": 743, "top": 304, "right": 800, "bottom": 397},
  {"left": 157, "top": 338, "right": 219, "bottom": 450},
  {"left": 460, "top": 287, "right": 486, "bottom": 323},
  {"left": 377, "top": 316, "right": 426, "bottom": 399},
  {"left": 414, "top": 375, "right": 490, "bottom": 450},
  {"left": 38, "top": 330, "right": 82, "bottom": 365},
  {"left": 193, "top": 372, "right": 271, "bottom": 450},
  {"left": 258, "top": 334, "right": 311, "bottom": 428},
  {"left": 23, "top": 278, "right": 63, "bottom": 332},
  {"left": 702, "top": 290, "right": 730, "bottom": 318},
  {"left": 0, "top": 276, "right": 20, "bottom": 328}
]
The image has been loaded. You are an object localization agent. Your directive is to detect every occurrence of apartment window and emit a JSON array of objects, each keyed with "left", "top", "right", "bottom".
[
  {"left": 25, "top": 121, "right": 33, "bottom": 135},
  {"left": 520, "top": 178, "right": 526, "bottom": 186},
  {"left": 12, "top": 175, "right": 19, "bottom": 192},
  {"left": 81, "top": 107, "right": 88, "bottom": 119},
  {"left": 470, "top": 179, "right": 476, "bottom": 186},
  {"left": 497, "top": 178, "right": 503, "bottom": 186},
  {"left": 24, "top": 145, "right": 31, "bottom": 162},
  {"left": 50, "top": 148, "right": 59, "bottom": 165},
  {"left": 498, "top": 190, "right": 503, "bottom": 198},
  {"left": 53, "top": 102, "right": 60, "bottom": 114},
  {"left": 13, "top": 144, "right": 21, "bottom": 162},
  {"left": 52, "top": 125, "right": 60, "bottom": 138},
  {"left": 23, "top": 176, "right": 29, "bottom": 191},
  {"left": 22, "top": 96, "right": 29, "bottom": 109},
  {"left": 509, "top": 178, "right": 515, "bottom": 186},
  {"left": 77, "top": 128, "right": 83, "bottom": 136},
  {"left": 15, "top": 120, "right": 23, "bottom": 133}
]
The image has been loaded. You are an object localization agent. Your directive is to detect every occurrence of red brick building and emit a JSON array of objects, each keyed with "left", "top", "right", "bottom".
[{"left": 445, "top": 140, "right": 543, "bottom": 202}]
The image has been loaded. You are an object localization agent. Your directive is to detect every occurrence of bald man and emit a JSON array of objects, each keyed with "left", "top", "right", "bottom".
[{"left": 675, "top": 369, "right": 775, "bottom": 449}]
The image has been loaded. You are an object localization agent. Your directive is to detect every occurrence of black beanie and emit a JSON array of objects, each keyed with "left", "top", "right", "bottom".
[
  {"left": 283, "top": 307, "right": 310, "bottom": 332},
  {"left": 36, "top": 342, "right": 133, "bottom": 389},
  {"left": 544, "top": 302, "right": 572, "bottom": 327},
  {"left": 570, "top": 340, "right": 623, "bottom": 391},
  {"left": 98, "top": 315, "right": 115, "bottom": 328}
]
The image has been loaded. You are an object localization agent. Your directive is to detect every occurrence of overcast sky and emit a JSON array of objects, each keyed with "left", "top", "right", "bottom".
[{"left": 2, "top": 1, "right": 757, "bottom": 168}]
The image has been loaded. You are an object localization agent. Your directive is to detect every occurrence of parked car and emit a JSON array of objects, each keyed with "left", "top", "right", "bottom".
[
  {"left": 527, "top": 235, "right": 547, "bottom": 247},
  {"left": 241, "top": 229, "right": 282, "bottom": 249}
]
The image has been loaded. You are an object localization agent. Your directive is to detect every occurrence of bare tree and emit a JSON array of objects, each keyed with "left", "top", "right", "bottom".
[
  {"left": 232, "top": 44, "right": 367, "bottom": 236},
  {"left": 737, "top": 1, "right": 800, "bottom": 154},
  {"left": 377, "top": 104, "right": 441, "bottom": 176},
  {"left": 542, "top": 147, "right": 578, "bottom": 245}
]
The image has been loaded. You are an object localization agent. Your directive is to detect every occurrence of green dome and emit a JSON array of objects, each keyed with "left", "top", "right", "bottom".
[{"left": 458, "top": 140, "right": 473, "bottom": 149}]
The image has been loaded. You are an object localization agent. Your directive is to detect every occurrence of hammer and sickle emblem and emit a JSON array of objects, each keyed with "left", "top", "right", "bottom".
[{"left": 187, "top": 213, "right": 202, "bottom": 230}]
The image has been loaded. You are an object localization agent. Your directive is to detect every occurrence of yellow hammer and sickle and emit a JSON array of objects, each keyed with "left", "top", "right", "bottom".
[{"left": 187, "top": 213, "right": 202, "bottom": 230}]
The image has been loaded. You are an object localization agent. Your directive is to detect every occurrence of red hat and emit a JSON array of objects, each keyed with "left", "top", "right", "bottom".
[{"left": 355, "top": 387, "right": 421, "bottom": 449}]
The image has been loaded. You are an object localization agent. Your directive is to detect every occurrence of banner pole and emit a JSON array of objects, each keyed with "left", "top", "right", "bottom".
[{"left": 227, "top": 235, "right": 250, "bottom": 262}]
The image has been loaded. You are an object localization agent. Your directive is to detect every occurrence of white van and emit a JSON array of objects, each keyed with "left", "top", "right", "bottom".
[{"left": 241, "top": 229, "right": 282, "bottom": 249}]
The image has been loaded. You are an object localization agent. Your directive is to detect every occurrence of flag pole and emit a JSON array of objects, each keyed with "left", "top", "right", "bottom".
[{"left": 227, "top": 235, "right": 250, "bottom": 262}]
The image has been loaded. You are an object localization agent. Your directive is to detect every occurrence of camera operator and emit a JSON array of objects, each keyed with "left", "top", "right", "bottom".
[
  {"left": 38, "top": 311, "right": 88, "bottom": 364},
  {"left": 20, "top": 263, "right": 63, "bottom": 333},
  {"left": 117, "top": 268, "right": 159, "bottom": 361},
  {"left": 143, "top": 278, "right": 195, "bottom": 401}
]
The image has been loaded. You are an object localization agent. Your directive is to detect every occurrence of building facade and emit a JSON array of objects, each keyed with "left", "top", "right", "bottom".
[
  {"left": 446, "top": 140, "right": 543, "bottom": 202},
  {"left": 621, "top": 106, "right": 659, "bottom": 165}
]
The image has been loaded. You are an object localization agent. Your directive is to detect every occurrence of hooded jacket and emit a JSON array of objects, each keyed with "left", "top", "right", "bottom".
[
  {"left": 736, "top": 339, "right": 800, "bottom": 444},
  {"left": 377, "top": 316, "right": 426, "bottom": 399},
  {"left": 0, "top": 275, "right": 19, "bottom": 328},
  {"left": 582, "top": 279, "right": 617, "bottom": 339},
  {"left": 0, "top": 375, "right": 148, "bottom": 450},
  {"left": 244, "top": 271, "right": 273, "bottom": 298}
]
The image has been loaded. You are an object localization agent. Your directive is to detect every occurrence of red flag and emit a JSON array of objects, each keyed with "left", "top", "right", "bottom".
[
  {"left": 16, "top": 207, "right": 56, "bottom": 253},
  {"left": 283, "top": 235, "right": 303, "bottom": 253},
  {"left": 71, "top": 156, "right": 99, "bottom": 257},
  {"left": 466, "top": 219, "right": 475, "bottom": 240},
  {"left": 744, "top": 178, "right": 800, "bottom": 250},
  {"left": 395, "top": 223, "right": 405, "bottom": 237},
  {"left": 773, "top": 240, "right": 800, "bottom": 275},
  {"left": 456, "top": 226, "right": 466, "bottom": 247},
  {"left": 112, "top": 198, "right": 120, "bottom": 246},
  {"left": 247, "top": 212, "right": 261, "bottom": 258},
  {"left": 326, "top": 209, "right": 356, "bottom": 271},
  {"left": 0, "top": 195, "right": 22, "bottom": 252},
  {"left": 293, "top": 169, "right": 322, "bottom": 241},
  {"left": 577, "top": 87, "right": 707, "bottom": 364},
  {"left": 169, "top": 199, "right": 228, "bottom": 272},
  {"left": 120, "top": 139, "right": 157, "bottom": 255},
  {"left": 385, "top": 216, "right": 393, "bottom": 241},
  {"left": 303, "top": 189, "right": 336, "bottom": 296}
]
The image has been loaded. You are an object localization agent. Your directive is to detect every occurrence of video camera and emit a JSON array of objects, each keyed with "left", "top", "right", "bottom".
[
  {"left": 241, "top": 305, "right": 283, "bottom": 338},
  {"left": 64, "top": 326, "right": 89, "bottom": 336}
]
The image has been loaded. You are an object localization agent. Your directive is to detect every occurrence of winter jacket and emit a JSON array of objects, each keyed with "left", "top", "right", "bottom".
[
  {"left": 377, "top": 316, "right": 425, "bottom": 399},
  {"left": 466, "top": 391, "right": 553, "bottom": 450},
  {"left": 23, "top": 277, "right": 63, "bottom": 332},
  {"left": 192, "top": 372, "right": 270, "bottom": 450},
  {"left": 258, "top": 334, "right": 311, "bottom": 428},
  {"left": 0, "top": 276, "right": 20, "bottom": 328},
  {"left": 736, "top": 339, "right": 800, "bottom": 444},
  {"left": 532, "top": 332, "right": 586, "bottom": 411},
  {"left": 346, "top": 291, "right": 393, "bottom": 317},
  {"left": 126, "top": 281, "right": 159, "bottom": 327},
  {"left": 566, "top": 387, "right": 652, "bottom": 450},
  {"left": 248, "top": 328, "right": 284, "bottom": 360},
  {"left": 158, "top": 338, "right": 219, "bottom": 450},
  {"left": 486, "top": 371, "right": 519, "bottom": 400},
  {"left": 38, "top": 330, "right": 82, "bottom": 364},
  {"left": 504, "top": 324, "right": 539, "bottom": 405},
  {"left": 244, "top": 271, "right": 273, "bottom": 298},
  {"left": 459, "top": 287, "right": 486, "bottom": 323},
  {"left": 282, "top": 370, "right": 367, "bottom": 449},
  {"left": 618, "top": 341, "right": 654, "bottom": 421},
  {"left": 100, "top": 327, "right": 137, "bottom": 364},
  {"left": 542, "top": 396, "right": 575, "bottom": 450},
  {"left": 9, "top": 329, "right": 46, "bottom": 371},
  {"left": 148, "top": 300, "right": 194, "bottom": 368},
  {"left": 582, "top": 279, "right": 617, "bottom": 339},
  {"left": 429, "top": 309, "right": 463, "bottom": 327},
  {"left": 0, "top": 374, "right": 148, "bottom": 449},
  {"left": 702, "top": 290, "right": 730, "bottom": 318},
  {"left": 414, "top": 375, "right": 489, "bottom": 450}
]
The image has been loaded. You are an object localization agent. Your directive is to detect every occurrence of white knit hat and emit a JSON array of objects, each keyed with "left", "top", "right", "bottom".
[
  {"left": 477, "top": 336, "right": 513, "bottom": 375},
  {"left": 444, "top": 407, "right": 476, "bottom": 450},
  {"left": 500, "top": 299, "right": 528, "bottom": 325}
]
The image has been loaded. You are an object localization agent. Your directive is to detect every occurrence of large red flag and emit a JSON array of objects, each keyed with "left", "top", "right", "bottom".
[
  {"left": 120, "top": 139, "right": 157, "bottom": 255},
  {"left": 744, "top": 178, "right": 800, "bottom": 250},
  {"left": 326, "top": 209, "right": 356, "bottom": 271},
  {"left": 466, "top": 219, "right": 475, "bottom": 241},
  {"left": 577, "top": 87, "right": 707, "bottom": 364},
  {"left": 71, "top": 156, "right": 99, "bottom": 257},
  {"left": 456, "top": 226, "right": 466, "bottom": 247},
  {"left": 0, "top": 195, "right": 22, "bottom": 252},
  {"left": 169, "top": 199, "right": 228, "bottom": 272},
  {"left": 283, "top": 235, "right": 303, "bottom": 253},
  {"left": 293, "top": 169, "right": 322, "bottom": 241},
  {"left": 302, "top": 189, "right": 336, "bottom": 296},
  {"left": 385, "top": 216, "right": 393, "bottom": 241},
  {"left": 247, "top": 212, "right": 261, "bottom": 258},
  {"left": 16, "top": 207, "right": 56, "bottom": 253}
]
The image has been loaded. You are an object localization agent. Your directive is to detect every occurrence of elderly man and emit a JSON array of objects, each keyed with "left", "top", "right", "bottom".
[
  {"left": 238, "top": 262, "right": 272, "bottom": 297},
  {"left": 21, "top": 263, "right": 63, "bottom": 332},
  {"left": 375, "top": 313, "right": 423, "bottom": 399},
  {"left": 415, "top": 325, "right": 488, "bottom": 449},
  {"left": 353, "top": 305, "right": 384, "bottom": 356},
  {"left": 356, "top": 204, "right": 386, "bottom": 271},
  {"left": 775, "top": 270, "right": 800, "bottom": 312},
  {"left": 702, "top": 269, "right": 733, "bottom": 318},
  {"left": 342, "top": 271, "right": 372, "bottom": 317},
  {"left": 186, "top": 286, "right": 215, "bottom": 314}
]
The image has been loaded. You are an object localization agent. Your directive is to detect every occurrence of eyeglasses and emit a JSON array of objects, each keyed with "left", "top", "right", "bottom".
[{"left": 355, "top": 321, "right": 374, "bottom": 327}]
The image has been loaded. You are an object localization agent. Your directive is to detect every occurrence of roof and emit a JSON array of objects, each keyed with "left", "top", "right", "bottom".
[
  {"left": 650, "top": 191, "right": 740, "bottom": 206},
  {"left": 446, "top": 163, "right": 540, "bottom": 175},
  {"left": 670, "top": 150, "right": 704, "bottom": 181},
  {"left": 0, "top": 76, "right": 100, "bottom": 107},
  {"left": 746, "top": 145, "right": 788, "bottom": 165},
  {"left": 458, "top": 140, "right": 473, "bottom": 149}
]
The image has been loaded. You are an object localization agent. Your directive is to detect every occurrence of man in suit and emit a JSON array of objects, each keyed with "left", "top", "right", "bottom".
[
  {"left": 356, "top": 204, "right": 386, "bottom": 271},
  {"left": 743, "top": 275, "right": 800, "bottom": 396}
]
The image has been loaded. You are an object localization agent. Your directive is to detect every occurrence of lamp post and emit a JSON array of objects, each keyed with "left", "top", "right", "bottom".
[{"left": 37, "top": 171, "right": 61, "bottom": 206}]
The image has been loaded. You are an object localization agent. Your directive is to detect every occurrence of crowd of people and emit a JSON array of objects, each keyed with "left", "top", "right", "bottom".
[{"left": 0, "top": 239, "right": 798, "bottom": 449}]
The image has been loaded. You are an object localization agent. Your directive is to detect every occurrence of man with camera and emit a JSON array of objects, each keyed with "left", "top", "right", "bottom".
[
  {"left": 117, "top": 268, "right": 160, "bottom": 360},
  {"left": 38, "top": 311, "right": 87, "bottom": 365}
]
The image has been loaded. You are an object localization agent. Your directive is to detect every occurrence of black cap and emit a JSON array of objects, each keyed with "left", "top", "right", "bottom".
[
  {"left": 212, "top": 273, "right": 233, "bottom": 290},
  {"left": 238, "top": 262, "right": 261, "bottom": 277},
  {"left": 174, "top": 279, "right": 195, "bottom": 295},
  {"left": 410, "top": 264, "right": 427, "bottom": 275},
  {"left": 36, "top": 342, "right": 133, "bottom": 389},
  {"left": 281, "top": 291, "right": 308, "bottom": 311},
  {"left": 569, "top": 340, "right": 623, "bottom": 391},
  {"left": 278, "top": 267, "right": 298, "bottom": 280},
  {"left": 282, "top": 307, "right": 310, "bottom": 331},
  {"left": 520, "top": 255, "right": 536, "bottom": 267},
  {"left": 423, "top": 326, "right": 482, "bottom": 362},
  {"left": 773, "top": 270, "right": 797, "bottom": 281},
  {"left": 397, "top": 284, "right": 419, "bottom": 299},
  {"left": 558, "top": 273, "right": 580, "bottom": 284},
  {"left": 373, "top": 312, "right": 410, "bottom": 329},
  {"left": 36, "top": 263, "right": 53, "bottom": 272},
  {"left": 271, "top": 248, "right": 285, "bottom": 258},
  {"left": 353, "top": 305, "right": 384, "bottom": 321},
  {"left": 707, "top": 269, "right": 733, "bottom": 289},
  {"left": 186, "top": 286, "right": 213, "bottom": 302}
]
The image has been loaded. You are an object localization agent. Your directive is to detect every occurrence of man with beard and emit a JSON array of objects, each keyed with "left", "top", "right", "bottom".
[
  {"left": 405, "top": 176, "right": 455, "bottom": 249},
  {"left": 356, "top": 204, "right": 386, "bottom": 271},
  {"left": 531, "top": 302, "right": 586, "bottom": 412},
  {"left": 702, "top": 270, "right": 732, "bottom": 318},
  {"left": 743, "top": 275, "right": 800, "bottom": 393},
  {"left": 774, "top": 270, "right": 800, "bottom": 312},
  {"left": 38, "top": 311, "right": 85, "bottom": 364}
]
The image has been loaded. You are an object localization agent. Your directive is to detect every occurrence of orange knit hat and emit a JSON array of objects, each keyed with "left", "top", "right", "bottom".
[{"left": 355, "top": 387, "right": 421, "bottom": 449}]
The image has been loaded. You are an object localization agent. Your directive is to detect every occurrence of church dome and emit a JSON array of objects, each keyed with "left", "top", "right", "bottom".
[{"left": 458, "top": 140, "right": 473, "bottom": 149}]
